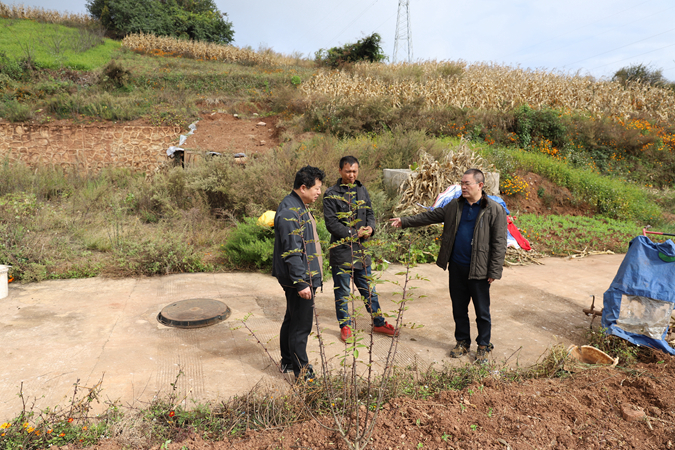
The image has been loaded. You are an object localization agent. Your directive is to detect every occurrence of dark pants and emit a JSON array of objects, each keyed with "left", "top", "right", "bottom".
[
  {"left": 280, "top": 286, "right": 315, "bottom": 377},
  {"left": 448, "top": 260, "right": 491, "bottom": 347},
  {"left": 332, "top": 265, "right": 385, "bottom": 328}
]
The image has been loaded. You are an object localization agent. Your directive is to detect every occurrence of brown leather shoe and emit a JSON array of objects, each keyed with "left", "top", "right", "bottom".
[
  {"left": 476, "top": 343, "right": 494, "bottom": 364},
  {"left": 449, "top": 341, "right": 470, "bottom": 358}
]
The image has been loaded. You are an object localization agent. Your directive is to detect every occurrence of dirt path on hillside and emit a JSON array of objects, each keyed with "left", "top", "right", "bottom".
[{"left": 181, "top": 113, "right": 282, "bottom": 155}]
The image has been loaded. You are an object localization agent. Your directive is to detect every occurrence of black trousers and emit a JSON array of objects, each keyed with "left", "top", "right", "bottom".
[
  {"left": 280, "top": 286, "right": 315, "bottom": 377},
  {"left": 448, "top": 260, "right": 492, "bottom": 347}
]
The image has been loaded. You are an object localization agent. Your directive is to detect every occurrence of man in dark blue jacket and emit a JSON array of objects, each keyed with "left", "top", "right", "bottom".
[
  {"left": 323, "top": 156, "right": 398, "bottom": 342},
  {"left": 390, "top": 169, "right": 507, "bottom": 364},
  {"left": 272, "top": 165, "right": 325, "bottom": 382}
]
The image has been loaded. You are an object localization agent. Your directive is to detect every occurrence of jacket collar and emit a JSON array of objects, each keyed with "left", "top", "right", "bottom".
[
  {"left": 333, "top": 178, "right": 363, "bottom": 190},
  {"left": 289, "top": 190, "right": 308, "bottom": 208},
  {"left": 458, "top": 191, "right": 488, "bottom": 208}
]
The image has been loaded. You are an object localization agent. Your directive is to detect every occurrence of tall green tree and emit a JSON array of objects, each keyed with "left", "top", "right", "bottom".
[{"left": 86, "top": 0, "right": 234, "bottom": 43}]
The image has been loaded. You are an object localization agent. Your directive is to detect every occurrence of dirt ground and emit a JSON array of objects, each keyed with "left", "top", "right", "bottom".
[
  {"left": 74, "top": 356, "right": 675, "bottom": 450},
  {"left": 181, "top": 113, "right": 282, "bottom": 156}
]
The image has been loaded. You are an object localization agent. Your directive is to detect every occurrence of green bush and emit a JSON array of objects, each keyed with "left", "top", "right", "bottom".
[
  {"left": 222, "top": 217, "right": 275, "bottom": 270},
  {"left": 513, "top": 104, "right": 567, "bottom": 149},
  {"left": 0, "top": 99, "right": 34, "bottom": 122},
  {"left": 223, "top": 216, "right": 331, "bottom": 273},
  {"left": 0, "top": 51, "right": 26, "bottom": 80},
  {"left": 315, "top": 33, "right": 386, "bottom": 68},
  {"left": 109, "top": 237, "right": 210, "bottom": 276}
]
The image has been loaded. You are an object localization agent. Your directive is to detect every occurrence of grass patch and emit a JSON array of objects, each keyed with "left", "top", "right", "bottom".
[
  {"left": 477, "top": 143, "right": 662, "bottom": 223},
  {"left": 0, "top": 161, "right": 226, "bottom": 282},
  {"left": 0, "top": 18, "right": 120, "bottom": 71},
  {"left": 515, "top": 214, "right": 645, "bottom": 255}
]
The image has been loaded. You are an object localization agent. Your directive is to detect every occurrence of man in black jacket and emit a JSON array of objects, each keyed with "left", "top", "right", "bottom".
[
  {"left": 272, "top": 165, "right": 325, "bottom": 381},
  {"left": 324, "top": 156, "right": 398, "bottom": 342},
  {"left": 390, "top": 169, "right": 507, "bottom": 364}
]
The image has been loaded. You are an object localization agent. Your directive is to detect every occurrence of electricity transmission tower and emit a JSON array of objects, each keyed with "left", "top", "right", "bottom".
[{"left": 393, "top": 0, "right": 413, "bottom": 63}]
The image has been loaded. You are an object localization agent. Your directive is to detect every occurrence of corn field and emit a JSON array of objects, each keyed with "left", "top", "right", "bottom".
[
  {"left": 122, "top": 33, "right": 273, "bottom": 66},
  {"left": 301, "top": 61, "right": 675, "bottom": 120},
  {"left": 0, "top": 1, "right": 95, "bottom": 26}
]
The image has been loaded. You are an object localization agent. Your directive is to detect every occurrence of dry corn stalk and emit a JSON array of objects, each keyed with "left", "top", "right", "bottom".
[
  {"left": 568, "top": 248, "right": 615, "bottom": 259},
  {"left": 122, "top": 33, "right": 273, "bottom": 66},
  {"left": 301, "top": 61, "right": 675, "bottom": 121},
  {"left": 504, "top": 247, "right": 546, "bottom": 266},
  {"left": 0, "top": 1, "right": 95, "bottom": 26},
  {"left": 394, "top": 142, "right": 495, "bottom": 216}
]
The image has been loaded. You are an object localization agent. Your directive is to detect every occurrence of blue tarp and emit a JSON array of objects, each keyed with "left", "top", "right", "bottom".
[
  {"left": 430, "top": 185, "right": 510, "bottom": 215},
  {"left": 602, "top": 236, "right": 675, "bottom": 354}
]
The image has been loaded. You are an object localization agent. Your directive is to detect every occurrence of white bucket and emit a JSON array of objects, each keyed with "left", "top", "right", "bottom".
[{"left": 0, "top": 265, "right": 9, "bottom": 299}]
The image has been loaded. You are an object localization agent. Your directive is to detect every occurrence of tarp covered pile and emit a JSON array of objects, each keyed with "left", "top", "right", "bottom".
[{"left": 602, "top": 236, "right": 675, "bottom": 354}]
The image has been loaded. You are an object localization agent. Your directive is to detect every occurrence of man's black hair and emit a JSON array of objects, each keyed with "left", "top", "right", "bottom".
[
  {"left": 464, "top": 168, "right": 485, "bottom": 184},
  {"left": 294, "top": 165, "right": 326, "bottom": 189},
  {"left": 339, "top": 155, "right": 360, "bottom": 169}
]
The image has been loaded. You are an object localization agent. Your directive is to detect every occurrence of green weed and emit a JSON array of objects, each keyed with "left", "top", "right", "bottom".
[
  {"left": 478, "top": 144, "right": 662, "bottom": 222},
  {"left": 514, "top": 214, "right": 646, "bottom": 255}
]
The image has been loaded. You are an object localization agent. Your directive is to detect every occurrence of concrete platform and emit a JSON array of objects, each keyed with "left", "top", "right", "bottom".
[{"left": 0, "top": 254, "right": 624, "bottom": 421}]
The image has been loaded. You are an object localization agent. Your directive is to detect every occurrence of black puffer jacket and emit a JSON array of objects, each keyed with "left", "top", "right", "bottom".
[
  {"left": 323, "top": 179, "right": 376, "bottom": 269},
  {"left": 401, "top": 193, "right": 507, "bottom": 280},
  {"left": 272, "top": 191, "right": 323, "bottom": 291}
]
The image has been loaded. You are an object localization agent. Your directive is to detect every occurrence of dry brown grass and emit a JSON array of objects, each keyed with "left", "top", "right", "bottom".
[
  {"left": 122, "top": 32, "right": 274, "bottom": 66},
  {"left": 0, "top": 1, "right": 95, "bottom": 26},
  {"left": 122, "top": 33, "right": 317, "bottom": 68},
  {"left": 301, "top": 61, "right": 675, "bottom": 120}
]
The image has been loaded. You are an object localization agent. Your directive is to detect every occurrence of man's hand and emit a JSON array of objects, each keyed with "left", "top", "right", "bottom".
[
  {"left": 389, "top": 218, "right": 402, "bottom": 228},
  {"left": 487, "top": 278, "right": 495, "bottom": 284},
  {"left": 357, "top": 226, "right": 373, "bottom": 238},
  {"left": 298, "top": 286, "right": 312, "bottom": 299}
]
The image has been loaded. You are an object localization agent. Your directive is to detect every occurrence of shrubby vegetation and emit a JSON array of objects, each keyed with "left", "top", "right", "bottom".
[
  {"left": 613, "top": 63, "right": 674, "bottom": 91},
  {"left": 315, "top": 32, "right": 386, "bottom": 68},
  {"left": 1, "top": 13, "right": 674, "bottom": 282}
]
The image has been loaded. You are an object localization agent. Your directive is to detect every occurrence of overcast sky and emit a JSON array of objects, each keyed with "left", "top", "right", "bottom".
[{"left": 12, "top": 0, "right": 675, "bottom": 81}]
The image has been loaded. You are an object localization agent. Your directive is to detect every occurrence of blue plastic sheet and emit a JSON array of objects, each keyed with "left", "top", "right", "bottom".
[{"left": 602, "top": 236, "right": 675, "bottom": 354}]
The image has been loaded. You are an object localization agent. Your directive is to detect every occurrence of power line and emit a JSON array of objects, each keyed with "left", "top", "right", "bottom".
[
  {"left": 563, "top": 27, "right": 675, "bottom": 68},
  {"left": 373, "top": 10, "right": 398, "bottom": 33},
  {"left": 542, "top": 5, "right": 675, "bottom": 63},
  {"left": 326, "top": 0, "right": 381, "bottom": 46},
  {"left": 293, "top": 0, "right": 360, "bottom": 51},
  {"left": 505, "top": 0, "right": 653, "bottom": 60},
  {"left": 589, "top": 42, "right": 675, "bottom": 71}
]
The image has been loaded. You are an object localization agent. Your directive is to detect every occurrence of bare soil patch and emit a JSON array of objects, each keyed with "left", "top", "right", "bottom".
[
  {"left": 182, "top": 113, "right": 282, "bottom": 156},
  {"left": 505, "top": 171, "right": 595, "bottom": 217},
  {"left": 81, "top": 355, "right": 675, "bottom": 450}
]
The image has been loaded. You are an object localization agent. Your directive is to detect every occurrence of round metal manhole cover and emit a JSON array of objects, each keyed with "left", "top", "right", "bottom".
[{"left": 157, "top": 298, "right": 231, "bottom": 328}]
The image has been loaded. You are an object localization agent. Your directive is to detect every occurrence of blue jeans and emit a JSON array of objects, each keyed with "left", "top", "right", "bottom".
[{"left": 332, "top": 265, "right": 385, "bottom": 328}]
